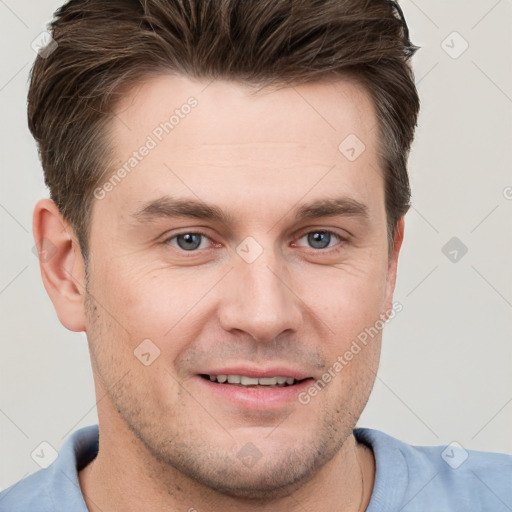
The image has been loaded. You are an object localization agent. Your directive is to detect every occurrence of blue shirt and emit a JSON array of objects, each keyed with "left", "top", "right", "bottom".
[{"left": 1, "top": 425, "right": 511, "bottom": 511}]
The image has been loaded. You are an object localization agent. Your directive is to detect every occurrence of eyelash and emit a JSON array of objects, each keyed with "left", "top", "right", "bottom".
[{"left": 163, "top": 229, "right": 347, "bottom": 254}]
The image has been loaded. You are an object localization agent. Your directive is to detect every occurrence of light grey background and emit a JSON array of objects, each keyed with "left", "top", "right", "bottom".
[{"left": 1, "top": 0, "right": 511, "bottom": 490}]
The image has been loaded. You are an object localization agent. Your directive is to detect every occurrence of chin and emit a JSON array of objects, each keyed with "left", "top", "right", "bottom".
[
  {"left": 140, "top": 428, "right": 343, "bottom": 501},
  {"left": 173, "top": 449, "right": 326, "bottom": 501}
]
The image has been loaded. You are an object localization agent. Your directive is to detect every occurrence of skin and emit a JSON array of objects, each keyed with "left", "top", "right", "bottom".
[{"left": 34, "top": 75, "right": 404, "bottom": 511}]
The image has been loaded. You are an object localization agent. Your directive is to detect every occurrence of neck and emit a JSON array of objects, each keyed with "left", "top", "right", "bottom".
[{"left": 79, "top": 415, "right": 375, "bottom": 512}]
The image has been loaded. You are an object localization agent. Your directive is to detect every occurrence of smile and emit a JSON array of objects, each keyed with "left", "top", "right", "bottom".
[{"left": 201, "top": 374, "right": 303, "bottom": 387}]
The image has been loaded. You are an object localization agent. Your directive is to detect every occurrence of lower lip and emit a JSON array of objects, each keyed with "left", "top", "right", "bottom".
[{"left": 195, "top": 376, "right": 314, "bottom": 410}]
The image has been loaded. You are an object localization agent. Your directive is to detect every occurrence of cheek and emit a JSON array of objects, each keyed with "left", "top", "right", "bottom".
[
  {"left": 90, "top": 257, "right": 174, "bottom": 324},
  {"left": 299, "top": 256, "right": 389, "bottom": 326},
  {"left": 291, "top": 260, "right": 388, "bottom": 382},
  {"left": 88, "top": 235, "right": 389, "bottom": 347},
  {"left": 89, "top": 262, "right": 223, "bottom": 365}
]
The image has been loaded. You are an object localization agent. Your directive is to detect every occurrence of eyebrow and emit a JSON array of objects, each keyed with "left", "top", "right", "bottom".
[
  {"left": 295, "top": 197, "right": 369, "bottom": 222},
  {"left": 131, "top": 197, "right": 235, "bottom": 225},
  {"left": 130, "top": 195, "right": 369, "bottom": 225}
]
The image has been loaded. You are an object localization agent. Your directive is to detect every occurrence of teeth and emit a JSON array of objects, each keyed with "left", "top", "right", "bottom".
[
  {"left": 241, "top": 376, "right": 259, "bottom": 385},
  {"left": 207, "top": 374, "right": 297, "bottom": 386}
]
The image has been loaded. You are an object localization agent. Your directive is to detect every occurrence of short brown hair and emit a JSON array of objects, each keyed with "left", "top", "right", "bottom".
[{"left": 28, "top": 0, "right": 419, "bottom": 259}]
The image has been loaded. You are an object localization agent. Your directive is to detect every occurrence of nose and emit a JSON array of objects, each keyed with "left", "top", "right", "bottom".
[{"left": 217, "top": 247, "right": 303, "bottom": 343}]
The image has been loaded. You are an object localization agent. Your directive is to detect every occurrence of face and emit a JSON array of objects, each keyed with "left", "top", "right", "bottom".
[{"left": 84, "top": 75, "right": 400, "bottom": 498}]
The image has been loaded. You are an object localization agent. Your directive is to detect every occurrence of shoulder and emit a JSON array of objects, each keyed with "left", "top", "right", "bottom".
[
  {"left": 0, "top": 425, "right": 99, "bottom": 512},
  {"left": 355, "top": 427, "right": 512, "bottom": 512},
  {"left": 0, "top": 466, "right": 54, "bottom": 512}
]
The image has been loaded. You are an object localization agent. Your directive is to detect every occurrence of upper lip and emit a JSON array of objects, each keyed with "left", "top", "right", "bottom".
[{"left": 198, "top": 366, "right": 312, "bottom": 380}]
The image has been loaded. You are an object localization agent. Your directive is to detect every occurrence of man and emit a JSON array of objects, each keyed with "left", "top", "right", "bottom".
[{"left": 1, "top": 0, "right": 510, "bottom": 510}]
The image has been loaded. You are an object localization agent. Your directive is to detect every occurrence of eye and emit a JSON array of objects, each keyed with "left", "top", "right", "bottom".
[
  {"left": 295, "top": 230, "right": 343, "bottom": 250},
  {"left": 165, "top": 232, "right": 211, "bottom": 251}
]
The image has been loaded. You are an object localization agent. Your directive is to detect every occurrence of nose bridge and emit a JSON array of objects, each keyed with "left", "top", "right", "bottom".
[{"left": 218, "top": 239, "right": 303, "bottom": 341}]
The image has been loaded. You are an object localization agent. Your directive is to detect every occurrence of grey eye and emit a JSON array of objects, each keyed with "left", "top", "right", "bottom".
[
  {"left": 307, "top": 231, "right": 333, "bottom": 249},
  {"left": 173, "top": 233, "right": 204, "bottom": 251}
]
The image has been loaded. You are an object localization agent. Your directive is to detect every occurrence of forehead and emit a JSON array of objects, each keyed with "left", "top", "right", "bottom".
[
  {"left": 100, "top": 74, "right": 382, "bottom": 221},
  {"left": 111, "top": 74, "right": 377, "bottom": 150}
]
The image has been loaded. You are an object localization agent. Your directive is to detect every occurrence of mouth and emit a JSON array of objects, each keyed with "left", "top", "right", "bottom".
[
  {"left": 195, "top": 367, "right": 315, "bottom": 410},
  {"left": 199, "top": 374, "right": 307, "bottom": 388}
]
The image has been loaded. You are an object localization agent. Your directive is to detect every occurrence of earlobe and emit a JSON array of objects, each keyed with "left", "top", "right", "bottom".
[{"left": 33, "top": 198, "right": 87, "bottom": 332}]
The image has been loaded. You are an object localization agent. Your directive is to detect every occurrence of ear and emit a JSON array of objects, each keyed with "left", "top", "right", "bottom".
[
  {"left": 383, "top": 216, "right": 405, "bottom": 317},
  {"left": 33, "top": 198, "right": 87, "bottom": 332}
]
